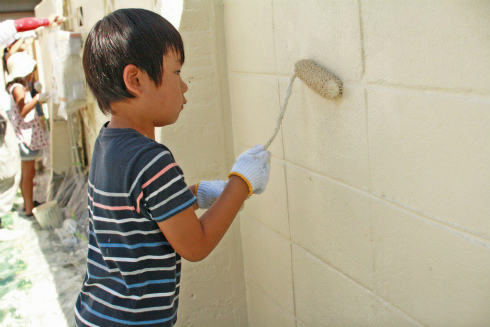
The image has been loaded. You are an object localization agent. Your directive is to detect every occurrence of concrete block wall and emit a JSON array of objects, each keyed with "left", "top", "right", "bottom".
[
  {"left": 158, "top": 1, "right": 247, "bottom": 326},
  {"left": 224, "top": 1, "right": 490, "bottom": 326},
  {"left": 33, "top": 0, "right": 490, "bottom": 326}
]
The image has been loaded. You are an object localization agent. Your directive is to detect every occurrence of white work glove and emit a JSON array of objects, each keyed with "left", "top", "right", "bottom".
[
  {"left": 33, "top": 81, "right": 43, "bottom": 93},
  {"left": 20, "top": 30, "right": 37, "bottom": 40},
  {"left": 229, "top": 145, "right": 271, "bottom": 195},
  {"left": 195, "top": 179, "right": 227, "bottom": 209},
  {"left": 37, "top": 92, "right": 54, "bottom": 102}
]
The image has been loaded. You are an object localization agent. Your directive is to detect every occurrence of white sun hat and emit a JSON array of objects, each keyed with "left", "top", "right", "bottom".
[{"left": 6, "top": 52, "right": 37, "bottom": 83}]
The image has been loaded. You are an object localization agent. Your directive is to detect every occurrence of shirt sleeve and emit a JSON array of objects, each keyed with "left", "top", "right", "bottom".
[
  {"left": 132, "top": 147, "right": 196, "bottom": 223},
  {"left": 0, "top": 20, "right": 17, "bottom": 47}
]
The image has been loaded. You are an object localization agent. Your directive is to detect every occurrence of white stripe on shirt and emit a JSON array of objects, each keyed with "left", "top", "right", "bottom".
[
  {"left": 87, "top": 258, "right": 179, "bottom": 276},
  {"left": 75, "top": 307, "right": 101, "bottom": 327},
  {"left": 148, "top": 187, "right": 189, "bottom": 211},
  {"left": 87, "top": 150, "right": 171, "bottom": 197},
  {"left": 145, "top": 175, "right": 183, "bottom": 201},
  {"left": 83, "top": 280, "right": 178, "bottom": 299},
  {"left": 89, "top": 245, "right": 175, "bottom": 262},
  {"left": 89, "top": 207, "right": 149, "bottom": 224},
  {"left": 92, "top": 228, "right": 162, "bottom": 237},
  {"left": 81, "top": 290, "right": 179, "bottom": 313}
]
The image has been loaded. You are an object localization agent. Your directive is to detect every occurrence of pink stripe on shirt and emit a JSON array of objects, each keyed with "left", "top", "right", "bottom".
[
  {"left": 141, "top": 162, "right": 179, "bottom": 189},
  {"left": 88, "top": 193, "right": 135, "bottom": 211},
  {"left": 136, "top": 192, "right": 143, "bottom": 213}
]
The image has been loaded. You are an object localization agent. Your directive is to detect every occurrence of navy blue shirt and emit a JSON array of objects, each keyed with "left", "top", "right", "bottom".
[{"left": 75, "top": 124, "right": 196, "bottom": 326}]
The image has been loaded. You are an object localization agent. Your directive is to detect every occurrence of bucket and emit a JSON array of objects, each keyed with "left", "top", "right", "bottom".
[{"left": 32, "top": 200, "right": 63, "bottom": 230}]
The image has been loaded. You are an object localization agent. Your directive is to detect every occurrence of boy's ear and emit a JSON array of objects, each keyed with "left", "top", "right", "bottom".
[{"left": 123, "top": 64, "right": 144, "bottom": 96}]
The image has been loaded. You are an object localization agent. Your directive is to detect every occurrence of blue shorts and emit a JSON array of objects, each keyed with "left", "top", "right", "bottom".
[
  {"left": 35, "top": 102, "right": 44, "bottom": 117},
  {"left": 18, "top": 143, "right": 41, "bottom": 161}
]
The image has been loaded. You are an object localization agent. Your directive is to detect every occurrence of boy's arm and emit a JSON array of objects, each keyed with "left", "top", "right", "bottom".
[
  {"left": 158, "top": 145, "right": 270, "bottom": 262},
  {"left": 158, "top": 176, "right": 248, "bottom": 262}
]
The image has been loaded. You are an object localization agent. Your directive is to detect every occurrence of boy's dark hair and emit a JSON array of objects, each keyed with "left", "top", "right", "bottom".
[{"left": 83, "top": 9, "right": 185, "bottom": 115}]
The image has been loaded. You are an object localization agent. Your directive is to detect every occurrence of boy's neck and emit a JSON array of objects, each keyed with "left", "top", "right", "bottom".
[{"left": 108, "top": 113, "right": 155, "bottom": 140}]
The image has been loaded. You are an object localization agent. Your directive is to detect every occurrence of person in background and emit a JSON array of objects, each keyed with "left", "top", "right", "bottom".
[
  {"left": 0, "top": 15, "right": 63, "bottom": 47},
  {"left": 2, "top": 31, "right": 36, "bottom": 66},
  {"left": 1, "top": 33, "right": 46, "bottom": 132},
  {"left": 5, "top": 52, "right": 52, "bottom": 217},
  {"left": 0, "top": 105, "right": 20, "bottom": 228},
  {"left": 29, "top": 80, "right": 47, "bottom": 131},
  {"left": 0, "top": 14, "right": 61, "bottom": 229}
]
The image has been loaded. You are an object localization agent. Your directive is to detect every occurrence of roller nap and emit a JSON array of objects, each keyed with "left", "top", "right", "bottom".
[{"left": 294, "top": 59, "right": 342, "bottom": 99}]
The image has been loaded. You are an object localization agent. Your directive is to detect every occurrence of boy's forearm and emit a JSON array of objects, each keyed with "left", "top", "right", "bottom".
[
  {"left": 196, "top": 176, "right": 248, "bottom": 255},
  {"left": 159, "top": 176, "right": 248, "bottom": 262}
]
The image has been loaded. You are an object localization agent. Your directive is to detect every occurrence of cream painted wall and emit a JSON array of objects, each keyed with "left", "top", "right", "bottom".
[
  {"left": 223, "top": 1, "right": 490, "bottom": 327},
  {"left": 33, "top": 0, "right": 490, "bottom": 326}
]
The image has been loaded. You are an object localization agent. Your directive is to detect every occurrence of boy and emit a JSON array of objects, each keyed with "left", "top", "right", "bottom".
[{"left": 74, "top": 8, "right": 271, "bottom": 327}]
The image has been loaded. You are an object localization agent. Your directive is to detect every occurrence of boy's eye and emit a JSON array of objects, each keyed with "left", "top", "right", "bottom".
[{"left": 176, "top": 70, "right": 181, "bottom": 75}]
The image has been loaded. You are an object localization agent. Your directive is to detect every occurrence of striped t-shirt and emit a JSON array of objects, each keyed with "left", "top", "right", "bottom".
[{"left": 75, "top": 124, "right": 196, "bottom": 327}]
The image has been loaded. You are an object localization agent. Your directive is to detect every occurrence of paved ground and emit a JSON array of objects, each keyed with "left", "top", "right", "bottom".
[{"left": 0, "top": 197, "right": 87, "bottom": 327}]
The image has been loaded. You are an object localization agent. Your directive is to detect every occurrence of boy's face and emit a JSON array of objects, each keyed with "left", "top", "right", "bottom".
[{"left": 145, "top": 51, "right": 188, "bottom": 126}]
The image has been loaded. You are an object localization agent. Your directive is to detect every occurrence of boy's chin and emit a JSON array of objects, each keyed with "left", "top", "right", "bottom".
[{"left": 155, "top": 117, "right": 179, "bottom": 127}]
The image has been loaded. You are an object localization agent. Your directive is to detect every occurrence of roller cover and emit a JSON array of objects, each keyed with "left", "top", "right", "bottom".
[{"left": 294, "top": 59, "right": 342, "bottom": 99}]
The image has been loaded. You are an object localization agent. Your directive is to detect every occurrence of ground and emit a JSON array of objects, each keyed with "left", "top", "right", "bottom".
[{"left": 0, "top": 194, "right": 87, "bottom": 327}]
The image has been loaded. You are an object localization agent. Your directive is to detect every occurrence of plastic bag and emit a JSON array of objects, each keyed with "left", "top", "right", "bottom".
[
  {"left": 47, "top": 29, "right": 86, "bottom": 119},
  {"left": 33, "top": 173, "right": 50, "bottom": 204},
  {"left": 54, "top": 168, "right": 75, "bottom": 207},
  {"left": 54, "top": 219, "right": 78, "bottom": 251},
  {"left": 66, "top": 172, "right": 88, "bottom": 220},
  {"left": 46, "top": 172, "right": 64, "bottom": 203}
]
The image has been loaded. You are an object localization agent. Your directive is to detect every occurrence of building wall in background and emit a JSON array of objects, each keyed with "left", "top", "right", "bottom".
[
  {"left": 223, "top": 0, "right": 490, "bottom": 326},
  {"left": 35, "top": 0, "right": 72, "bottom": 175}
]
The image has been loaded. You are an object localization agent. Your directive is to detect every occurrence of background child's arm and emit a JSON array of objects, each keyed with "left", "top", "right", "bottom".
[
  {"left": 12, "top": 86, "right": 38, "bottom": 118},
  {"left": 157, "top": 175, "right": 248, "bottom": 262}
]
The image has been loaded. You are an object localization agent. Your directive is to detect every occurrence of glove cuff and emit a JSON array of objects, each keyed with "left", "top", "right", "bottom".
[
  {"left": 196, "top": 180, "right": 224, "bottom": 209},
  {"left": 194, "top": 181, "right": 200, "bottom": 196},
  {"left": 195, "top": 181, "right": 208, "bottom": 208},
  {"left": 228, "top": 172, "right": 253, "bottom": 196}
]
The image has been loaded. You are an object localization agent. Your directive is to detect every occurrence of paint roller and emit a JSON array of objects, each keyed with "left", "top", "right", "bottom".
[{"left": 264, "top": 59, "right": 342, "bottom": 149}]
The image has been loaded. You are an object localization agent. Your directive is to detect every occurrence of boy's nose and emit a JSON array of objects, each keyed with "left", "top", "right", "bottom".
[{"left": 181, "top": 79, "right": 188, "bottom": 93}]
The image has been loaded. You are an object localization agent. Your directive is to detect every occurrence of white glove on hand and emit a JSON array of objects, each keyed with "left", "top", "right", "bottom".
[
  {"left": 229, "top": 145, "right": 271, "bottom": 195},
  {"left": 37, "top": 92, "right": 54, "bottom": 102},
  {"left": 34, "top": 81, "right": 43, "bottom": 93},
  {"left": 196, "top": 180, "right": 227, "bottom": 209},
  {"left": 21, "top": 31, "right": 37, "bottom": 40}
]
